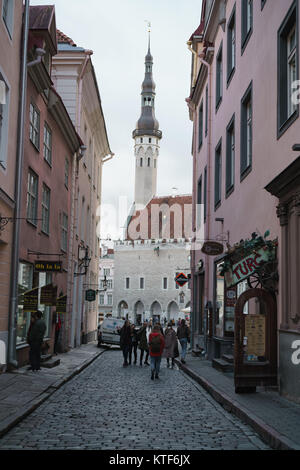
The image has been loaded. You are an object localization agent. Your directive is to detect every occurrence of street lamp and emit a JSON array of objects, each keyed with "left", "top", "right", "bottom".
[{"left": 74, "top": 246, "right": 91, "bottom": 277}]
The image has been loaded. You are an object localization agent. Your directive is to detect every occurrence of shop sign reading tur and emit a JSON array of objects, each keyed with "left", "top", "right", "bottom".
[{"left": 225, "top": 247, "right": 270, "bottom": 287}]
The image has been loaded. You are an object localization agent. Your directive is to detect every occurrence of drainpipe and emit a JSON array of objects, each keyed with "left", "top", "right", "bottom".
[
  {"left": 8, "top": 0, "right": 30, "bottom": 368},
  {"left": 27, "top": 47, "right": 45, "bottom": 67}
]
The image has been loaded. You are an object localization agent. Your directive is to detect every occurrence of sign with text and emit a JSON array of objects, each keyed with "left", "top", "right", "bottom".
[
  {"left": 56, "top": 295, "right": 67, "bottom": 313},
  {"left": 175, "top": 273, "right": 188, "bottom": 287},
  {"left": 34, "top": 261, "right": 62, "bottom": 272},
  {"left": 85, "top": 289, "right": 96, "bottom": 302},
  {"left": 23, "top": 287, "right": 39, "bottom": 312},
  {"left": 245, "top": 314, "right": 266, "bottom": 360},
  {"left": 41, "top": 284, "right": 57, "bottom": 306},
  {"left": 201, "top": 241, "right": 224, "bottom": 256},
  {"left": 225, "top": 247, "right": 271, "bottom": 287}
]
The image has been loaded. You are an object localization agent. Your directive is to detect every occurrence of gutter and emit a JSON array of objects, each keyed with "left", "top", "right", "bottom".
[{"left": 8, "top": 0, "right": 30, "bottom": 368}]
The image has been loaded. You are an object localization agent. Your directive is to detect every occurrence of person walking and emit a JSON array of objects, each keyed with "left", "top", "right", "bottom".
[
  {"left": 137, "top": 321, "right": 150, "bottom": 366},
  {"left": 128, "top": 324, "right": 138, "bottom": 365},
  {"left": 26, "top": 312, "right": 37, "bottom": 371},
  {"left": 162, "top": 322, "right": 179, "bottom": 368},
  {"left": 149, "top": 324, "right": 165, "bottom": 380},
  {"left": 53, "top": 311, "right": 61, "bottom": 355},
  {"left": 119, "top": 320, "right": 131, "bottom": 367},
  {"left": 27, "top": 310, "right": 46, "bottom": 371},
  {"left": 176, "top": 318, "right": 190, "bottom": 364}
]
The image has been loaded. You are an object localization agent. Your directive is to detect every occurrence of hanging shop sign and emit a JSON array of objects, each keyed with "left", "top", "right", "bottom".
[
  {"left": 34, "top": 261, "right": 62, "bottom": 272},
  {"left": 23, "top": 287, "right": 39, "bottom": 312},
  {"left": 175, "top": 273, "right": 188, "bottom": 287},
  {"left": 56, "top": 294, "right": 67, "bottom": 313},
  {"left": 40, "top": 284, "right": 58, "bottom": 306},
  {"left": 201, "top": 241, "right": 224, "bottom": 256},
  {"left": 225, "top": 247, "right": 274, "bottom": 288},
  {"left": 85, "top": 289, "right": 96, "bottom": 302}
]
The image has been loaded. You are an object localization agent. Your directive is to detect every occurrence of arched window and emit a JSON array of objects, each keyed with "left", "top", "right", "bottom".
[
  {"left": 148, "top": 158, "right": 150, "bottom": 167},
  {"left": 140, "top": 158, "right": 143, "bottom": 167}
]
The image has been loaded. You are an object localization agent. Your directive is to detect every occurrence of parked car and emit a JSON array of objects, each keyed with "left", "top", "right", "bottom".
[{"left": 98, "top": 318, "right": 125, "bottom": 346}]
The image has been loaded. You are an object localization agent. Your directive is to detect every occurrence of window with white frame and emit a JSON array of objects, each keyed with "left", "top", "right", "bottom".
[
  {"left": 241, "top": 83, "right": 252, "bottom": 177},
  {"left": 43, "top": 123, "right": 52, "bottom": 165},
  {"left": 29, "top": 103, "right": 40, "bottom": 150},
  {"left": 125, "top": 277, "right": 130, "bottom": 289},
  {"left": 163, "top": 277, "right": 168, "bottom": 290},
  {"left": 140, "top": 277, "right": 145, "bottom": 289},
  {"left": 226, "top": 115, "right": 235, "bottom": 194},
  {"left": 99, "top": 294, "right": 104, "bottom": 305},
  {"left": 107, "top": 294, "right": 113, "bottom": 306},
  {"left": 241, "top": 0, "right": 253, "bottom": 52},
  {"left": 61, "top": 212, "right": 68, "bottom": 252},
  {"left": 41, "top": 184, "right": 50, "bottom": 234},
  {"left": 26, "top": 170, "right": 38, "bottom": 225},
  {"left": 104, "top": 268, "right": 110, "bottom": 276},
  {"left": 227, "top": 6, "right": 236, "bottom": 82}
]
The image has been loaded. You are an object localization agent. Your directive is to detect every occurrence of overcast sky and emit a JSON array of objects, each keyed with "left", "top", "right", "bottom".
[{"left": 31, "top": 0, "right": 202, "bottom": 239}]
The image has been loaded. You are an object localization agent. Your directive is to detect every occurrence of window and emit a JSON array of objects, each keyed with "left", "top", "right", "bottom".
[
  {"left": 198, "top": 100, "right": 203, "bottom": 150},
  {"left": 107, "top": 294, "right": 113, "bottom": 306},
  {"left": 125, "top": 277, "right": 130, "bottom": 289},
  {"left": 216, "top": 43, "right": 223, "bottom": 110},
  {"left": 205, "top": 85, "right": 208, "bottom": 137},
  {"left": 147, "top": 157, "right": 150, "bottom": 167},
  {"left": 104, "top": 268, "right": 110, "bottom": 276},
  {"left": 99, "top": 294, "right": 104, "bottom": 306},
  {"left": 65, "top": 158, "right": 69, "bottom": 188},
  {"left": 61, "top": 212, "right": 68, "bottom": 252},
  {"left": 2, "top": 0, "right": 14, "bottom": 38},
  {"left": 140, "top": 138, "right": 143, "bottom": 143},
  {"left": 204, "top": 166, "right": 207, "bottom": 222},
  {"left": 226, "top": 115, "right": 235, "bottom": 195},
  {"left": 227, "top": 5, "right": 236, "bottom": 84},
  {"left": 41, "top": 184, "right": 50, "bottom": 234},
  {"left": 43, "top": 123, "right": 52, "bottom": 165},
  {"left": 241, "top": 0, "right": 253, "bottom": 53},
  {"left": 149, "top": 138, "right": 151, "bottom": 143},
  {"left": 17, "top": 262, "right": 33, "bottom": 344},
  {"left": 29, "top": 103, "right": 40, "bottom": 150},
  {"left": 163, "top": 277, "right": 168, "bottom": 290},
  {"left": 0, "top": 72, "right": 10, "bottom": 168},
  {"left": 241, "top": 83, "right": 252, "bottom": 178},
  {"left": 197, "top": 176, "right": 202, "bottom": 229},
  {"left": 278, "top": 2, "right": 298, "bottom": 137},
  {"left": 140, "top": 158, "right": 143, "bottom": 167},
  {"left": 26, "top": 170, "right": 38, "bottom": 226},
  {"left": 214, "top": 140, "right": 222, "bottom": 209},
  {"left": 140, "top": 277, "right": 144, "bottom": 289}
]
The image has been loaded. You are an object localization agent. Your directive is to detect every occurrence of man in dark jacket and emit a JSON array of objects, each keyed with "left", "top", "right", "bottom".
[
  {"left": 28, "top": 310, "right": 46, "bottom": 371},
  {"left": 119, "top": 320, "right": 132, "bottom": 367}
]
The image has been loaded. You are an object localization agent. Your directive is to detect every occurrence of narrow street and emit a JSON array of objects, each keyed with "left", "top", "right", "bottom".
[{"left": 0, "top": 350, "right": 269, "bottom": 450}]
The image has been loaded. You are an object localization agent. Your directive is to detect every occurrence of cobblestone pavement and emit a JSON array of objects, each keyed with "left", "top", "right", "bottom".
[{"left": 0, "top": 350, "right": 270, "bottom": 450}]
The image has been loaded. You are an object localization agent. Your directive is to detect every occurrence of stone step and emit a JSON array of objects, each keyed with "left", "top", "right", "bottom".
[
  {"left": 212, "top": 358, "right": 234, "bottom": 373},
  {"left": 41, "top": 358, "right": 60, "bottom": 368},
  {"left": 222, "top": 354, "right": 234, "bottom": 364},
  {"left": 40, "top": 354, "right": 53, "bottom": 363}
]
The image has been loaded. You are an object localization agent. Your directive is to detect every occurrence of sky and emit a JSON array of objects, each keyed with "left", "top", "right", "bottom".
[{"left": 31, "top": 0, "right": 202, "bottom": 240}]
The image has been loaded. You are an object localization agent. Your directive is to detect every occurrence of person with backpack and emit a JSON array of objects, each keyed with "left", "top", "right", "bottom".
[
  {"left": 176, "top": 318, "right": 190, "bottom": 364},
  {"left": 148, "top": 324, "right": 165, "bottom": 380}
]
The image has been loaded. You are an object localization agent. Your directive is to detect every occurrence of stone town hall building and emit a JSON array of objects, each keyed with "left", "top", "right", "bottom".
[{"left": 113, "top": 38, "right": 192, "bottom": 324}]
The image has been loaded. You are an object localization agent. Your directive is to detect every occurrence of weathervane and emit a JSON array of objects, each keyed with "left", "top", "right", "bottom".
[{"left": 145, "top": 20, "right": 151, "bottom": 47}]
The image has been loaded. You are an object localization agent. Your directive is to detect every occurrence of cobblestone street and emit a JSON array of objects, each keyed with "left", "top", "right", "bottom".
[{"left": 0, "top": 349, "right": 270, "bottom": 450}]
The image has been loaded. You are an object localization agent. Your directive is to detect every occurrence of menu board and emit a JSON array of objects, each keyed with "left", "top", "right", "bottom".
[{"left": 245, "top": 314, "right": 266, "bottom": 359}]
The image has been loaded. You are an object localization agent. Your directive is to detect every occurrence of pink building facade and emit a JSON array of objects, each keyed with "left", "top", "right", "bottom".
[
  {"left": 188, "top": 0, "right": 300, "bottom": 402},
  {"left": 0, "top": 0, "right": 23, "bottom": 371},
  {"left": 16, "top": 6, "right": 81, "bottom": 366}
]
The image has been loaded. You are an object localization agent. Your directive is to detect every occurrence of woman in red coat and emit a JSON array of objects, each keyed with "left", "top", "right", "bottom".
[{"left": 148, "top": 324, "right": 165, "bottom": 380}]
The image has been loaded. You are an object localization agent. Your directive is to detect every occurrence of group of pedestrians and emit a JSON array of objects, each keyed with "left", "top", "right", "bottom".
[{"left": 118, "top": 318, "right": 190, "bottom": 380}]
